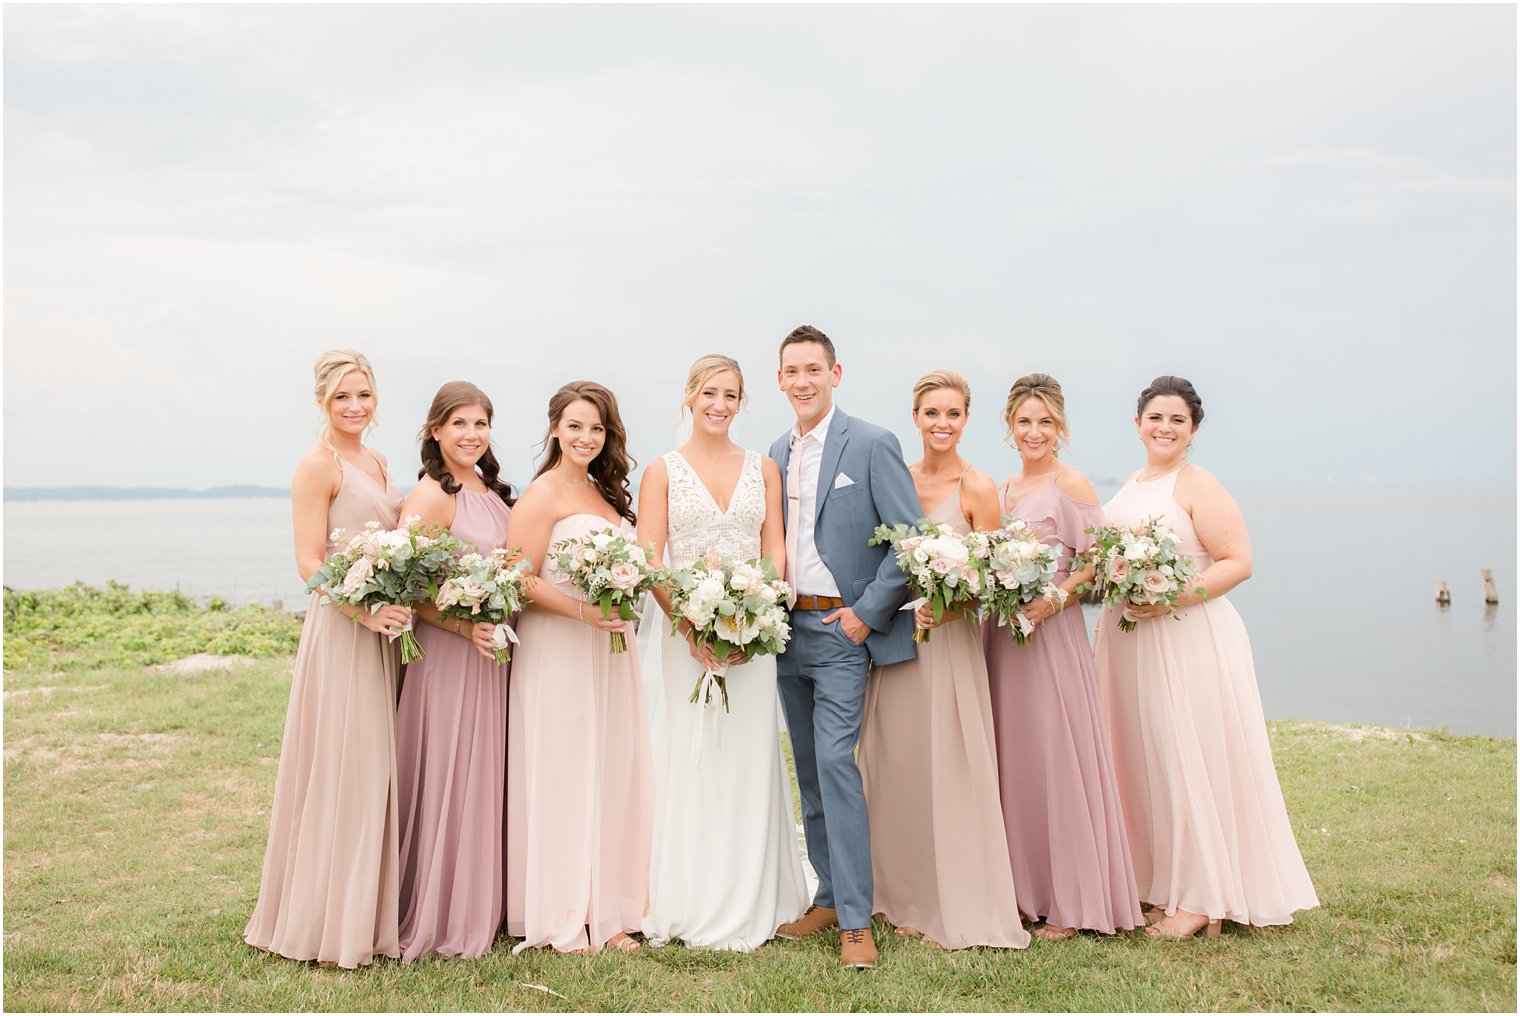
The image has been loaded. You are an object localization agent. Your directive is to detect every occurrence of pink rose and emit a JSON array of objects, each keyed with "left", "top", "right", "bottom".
[
  {"left": 1106, "top": 556, "right": 1130, "bottom": 584},
  {"left": 608, "top": 561, "right": 642, "bottom": 592},
  {"left": 1141, "top": 570, "right": 1170, "bottom": 596}
]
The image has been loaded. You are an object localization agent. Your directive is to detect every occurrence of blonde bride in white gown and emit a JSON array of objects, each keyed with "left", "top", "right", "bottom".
[{"left": 636, "top": 354, "right": 808, "bottom": 951}]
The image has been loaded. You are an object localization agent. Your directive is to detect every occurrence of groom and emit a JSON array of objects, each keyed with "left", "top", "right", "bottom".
[{"left": 769, "top": 325, "right": 920, "bottom": 970}]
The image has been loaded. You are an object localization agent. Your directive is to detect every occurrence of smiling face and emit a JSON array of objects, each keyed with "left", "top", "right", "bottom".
[
  {"left": 778, "top": 340, "right": 841, "bottom": 431},
  {"left": 324, "top": 369, "right": 376, "bottom": 439},
  {"left": 1136, "top": 394, "right": 1196, "bottom": 461},
  {"left": 432, "top": 402, "right": 490, "bottom": 472},
  {"left": 1010, "top": 395, "right": 1060, "bottom": 465},
  {"left": 688, "top": 368, "right": 742, "bottom": 438},
  {"left": 913, "top": 386, "right": 968, "bottom": 454},
  {"left": 553, "top": 398, "right": 606, "bottom": 468}
]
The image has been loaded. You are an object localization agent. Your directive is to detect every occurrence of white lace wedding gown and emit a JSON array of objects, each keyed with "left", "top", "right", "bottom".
[{"left": 641, "top": 449, "right": 808, "bottom": 951}]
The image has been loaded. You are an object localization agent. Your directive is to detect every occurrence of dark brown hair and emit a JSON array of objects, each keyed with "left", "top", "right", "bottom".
[
  {"left": 1136, "top": 375, "right": 1205, "bottom": 428},
  {"left": 778, "top": 324, "right": 836, "bottom": 367},
  {"left": 533, "top": 381, "right": 636, "bottom": 523},
  {"left": 417, "top": 381, "right": 516, "bottom": 506}
]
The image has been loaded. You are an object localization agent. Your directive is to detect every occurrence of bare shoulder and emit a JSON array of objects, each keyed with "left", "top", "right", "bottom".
[
  {"left": 1054, "top": 467, "right": 1100, "bottom": 505},
  {"left": 641, "top": 456, "right": 669, "bottom": 486},
  {"left": 961, "top": 467, "right": 998, "bottom": 500},
  {"left": 1176, "top": 462, "right": 1229, "bottom": 499},
  {"left": 406, "top": 475, "right": 451, "bottom": 508},
  {"left": 759, "top": 455, "right": 782, "bottom": 483},
  {"left": 510, "top": 477, "right": 560, "bottom": 520},
  {"left": 370, "top": 447, "right": 391, "bottom": 468},
  {"left": 293, "top": 445, "right": 341, "bottom": 492}
]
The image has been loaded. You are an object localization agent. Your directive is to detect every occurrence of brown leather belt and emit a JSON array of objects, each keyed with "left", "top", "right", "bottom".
[{"left": 793, "top": 595, "right": 846, "bottom": 611}]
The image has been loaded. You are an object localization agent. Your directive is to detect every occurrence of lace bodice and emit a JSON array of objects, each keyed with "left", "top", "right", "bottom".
[{"left": 663, "top": 449, "right": 766, "bottom": 569}]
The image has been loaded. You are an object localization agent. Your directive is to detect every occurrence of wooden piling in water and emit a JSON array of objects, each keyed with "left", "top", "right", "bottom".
[
  {"left": 1435, "top": 581, "right": 1451, "bottom": 605},
  {"left": 1482, "top": 570, "right": 1499, "bottom": 604}
]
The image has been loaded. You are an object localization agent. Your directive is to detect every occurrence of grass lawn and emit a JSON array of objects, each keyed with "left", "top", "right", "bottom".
[{"left": 4, "top": 638, "right": 1515, "bottom": 1011}]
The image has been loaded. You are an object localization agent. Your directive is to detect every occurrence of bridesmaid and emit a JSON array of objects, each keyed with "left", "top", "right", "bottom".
[
  {"left": 857, "top": 370, "right": 1028, "bottom": 950},
  {"left": 245, "top": 349, "right": 411, "bottom": 968},
  {"left": 505, "top": 381, "right": 655, "bottom": 954},
  {"left": 1094, "top": 375, "right": 1319, "bottom": 938},
  {"left": 981, "top": 373, "right": 1142, "bottom": 940},
  {"left": 395, "top": 382, "right": 516, "bottom": 960}
]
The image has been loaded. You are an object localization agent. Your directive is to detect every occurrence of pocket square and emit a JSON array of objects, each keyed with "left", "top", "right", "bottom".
[{"left": 833, "top": 473, "right": 855, "bottom": 489}]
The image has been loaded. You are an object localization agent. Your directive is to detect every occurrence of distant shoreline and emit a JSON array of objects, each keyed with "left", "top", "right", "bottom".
[{"left": 4, "top": 485, "right": 288, "bottom": 502}]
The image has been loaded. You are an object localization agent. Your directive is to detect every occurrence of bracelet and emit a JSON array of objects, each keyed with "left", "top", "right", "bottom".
[
  {"left": 455, "top": 616, "right": 463, "bottom": 634},
  {"left": 577, "top": 602, "right": 585, "bottom": 623}
]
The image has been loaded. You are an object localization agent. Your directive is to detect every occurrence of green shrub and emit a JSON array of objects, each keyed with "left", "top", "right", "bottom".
[{"left": 3, "top": 581, "right": 302, "bottom": 672}]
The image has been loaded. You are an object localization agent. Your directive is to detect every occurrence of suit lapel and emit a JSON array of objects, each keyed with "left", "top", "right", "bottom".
[{"left": 816, "top": 409, "right": 850, "bottom": 523}]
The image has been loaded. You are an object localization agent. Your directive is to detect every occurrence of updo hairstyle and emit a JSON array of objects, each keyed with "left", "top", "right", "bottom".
[
  {"left": 682, "top": 354, "right": 747, "bottom": 415},
  {"left": 1003, "top": 372, "right": 1071, "bottom": 452},
  {"left": 1136, "top": 375, "right": 1205, "bottom": 428},
  {"left": 911, "top": 370, "right": 972, "bottom": 413},
  {"left": 313, "top": 348, "right": 378, "bottom": 460}
]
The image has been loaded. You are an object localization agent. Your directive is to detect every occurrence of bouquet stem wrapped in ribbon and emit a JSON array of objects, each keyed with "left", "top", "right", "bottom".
[
  {"left": 307, "top": 516, "right": 468, "bottom": 663},
  {"left": 868, "top": 519, "right": 988, "bottom": 644},
  {"left": 666, "top": 552, "right": 792, "bottom": 713},
  {"left": 1081, "top": 517, "right": 1203, "bottom": 632},
  {"left": 983, "top": 516, "right": 1068, "bottom": 645},
  {"left": 435, "top": 547, "right": 531, "bottom": 663},
  {"left": 550, "top": 527, "right": 662, "bottom": 654}
]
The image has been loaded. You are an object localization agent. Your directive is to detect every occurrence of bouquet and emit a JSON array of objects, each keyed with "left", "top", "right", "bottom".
[
  {"left": 666, "top": 552, "right": 792, "bottom": 712},
  {"left": 1082, "top": 517, "right": 1203, "bottom": 632},
  {"left": 549, "top": 527, "right": 662, "bottom": 653},
  {"left": 434, "top": 547, "right": 531, "bottom": 663},
  {"left": 983, "top": 517, "right": 1068, "bottom": 644},
  {"left": 307, "top": 516, "right": 468, "bottom": 662},
  {"left": 868, "top": 519, "right": 988, "bottom": 643}
]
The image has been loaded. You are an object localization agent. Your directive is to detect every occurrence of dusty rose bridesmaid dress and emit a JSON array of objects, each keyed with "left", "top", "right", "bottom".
[
  {"left": 505, "top": 513, "right": 654, "bottom": 953},
  {"left": 982, "top": 475, "right": 1141, "bottom": 934},
  {"left": 1095, "top": 468, "right": 1318, "bottom": 926},
  {"left": 396, "top": 487, "right": 513, "bottom": 960},
  {"left": 245, "top": 458, "right": 404, "bottom": 969}
]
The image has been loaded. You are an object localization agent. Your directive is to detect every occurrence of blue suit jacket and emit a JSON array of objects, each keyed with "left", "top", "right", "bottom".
[{"left": 770, "top": 407, "right": 922, "bottom": 667}]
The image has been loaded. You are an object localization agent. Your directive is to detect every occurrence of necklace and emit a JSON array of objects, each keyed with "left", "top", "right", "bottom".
[{"left": 1138, "top": 460, "right": 1187, "bottom": 482}]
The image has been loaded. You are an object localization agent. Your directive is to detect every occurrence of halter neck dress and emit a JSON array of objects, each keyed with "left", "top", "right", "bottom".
[{"left": 1094, "top": 467, "right": 1318, "bottom": 926}]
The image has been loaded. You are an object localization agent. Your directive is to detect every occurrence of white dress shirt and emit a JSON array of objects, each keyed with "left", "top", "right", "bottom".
[{"left": 789, "top": 406, "right": 842, "bottom": 598}]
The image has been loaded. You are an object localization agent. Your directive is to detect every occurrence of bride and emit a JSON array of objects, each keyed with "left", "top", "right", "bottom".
[{"left": 637, "top": 353, "right": 808, "bottom": 951}]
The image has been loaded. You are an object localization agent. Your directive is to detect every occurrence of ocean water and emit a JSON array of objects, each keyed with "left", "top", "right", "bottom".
[{"left": 4, "top": 481, "right": 1514, "bottom": 737}]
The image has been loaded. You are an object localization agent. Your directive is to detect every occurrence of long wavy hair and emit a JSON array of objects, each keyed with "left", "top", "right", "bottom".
[
  {"left": 416, "top": 381, "right": 516, "bottom": 507},
  {"left": 533, "top": 381, "right": 636, "bottom": 523}
]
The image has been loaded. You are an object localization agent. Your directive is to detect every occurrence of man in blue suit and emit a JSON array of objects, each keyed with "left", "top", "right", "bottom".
[{"left": 768, "top": 325, "right": 921, "bottom": 970}]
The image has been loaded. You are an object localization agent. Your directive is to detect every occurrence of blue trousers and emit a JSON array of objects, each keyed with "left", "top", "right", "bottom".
[{"left": 776, "top": 609, "right": 873, "bottom": 931}]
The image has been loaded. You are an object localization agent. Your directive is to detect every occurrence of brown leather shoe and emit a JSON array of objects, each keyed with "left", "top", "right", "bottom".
[
  {"left": 840, "top": 927, "right": 878, "bottom": 969},
  {"left": 776, "top": 904, "right": 838, "bottom": 941}
]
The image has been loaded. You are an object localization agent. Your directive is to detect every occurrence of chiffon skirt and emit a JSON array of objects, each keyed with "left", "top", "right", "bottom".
[
  {"left": 859, "top": 616, "right": 1029, "bottom": 949},
  {"left": 983, "top": 607, "right": 1142, "bottom": 933},
  {"left": 1095, "top": 597, "right": 1318, "bottom": 925},
  {"left": 506, "top": 610, "right": 654, "bottom": 953},
  {"left": 396, "top": 622, "right": 509, "bottom": 960},
  {"left": 244, "top": 595, "right": 402, "bottom": 968}
]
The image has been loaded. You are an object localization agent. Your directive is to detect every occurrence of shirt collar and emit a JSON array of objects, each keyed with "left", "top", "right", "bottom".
[{"left": 791, "top": 405, "right": 836, "bottom": 447}]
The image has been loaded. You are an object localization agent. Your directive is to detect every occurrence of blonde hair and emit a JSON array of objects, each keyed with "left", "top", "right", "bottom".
[
  {"left": 911, "top": 369, "right": 971, "bottom": 413},
  {"left": 313, "top": 349, "right": 378, "bottom": 460},
  {"left": 1003, "top": 372, "right": 1070, "bottom": 453},
  {"left": 682, "top": 353, "right": 747, "bottom": 414}
]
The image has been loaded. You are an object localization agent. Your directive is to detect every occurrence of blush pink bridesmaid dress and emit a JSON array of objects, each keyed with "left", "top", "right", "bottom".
[
  {"left": 1095, "top": 468, "right": 1318, "bottom": 927},
  {"left": 505, "top": 513, "right": 655, "bottom": 954}
]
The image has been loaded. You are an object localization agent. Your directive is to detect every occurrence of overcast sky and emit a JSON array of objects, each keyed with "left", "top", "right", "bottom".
[{"left": 5, "top": 4, "right": 1515, "bottom": 491}]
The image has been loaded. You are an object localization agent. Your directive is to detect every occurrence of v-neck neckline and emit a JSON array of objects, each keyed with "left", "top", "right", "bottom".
[{"left": 673, "top": 449, "right": 748, "bottom": 516}]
